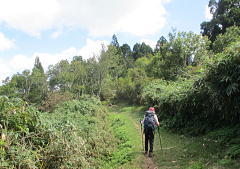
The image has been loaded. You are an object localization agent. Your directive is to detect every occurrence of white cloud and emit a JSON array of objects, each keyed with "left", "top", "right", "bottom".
[
  {"left": 141, "top": 39, "right": 156, "bottom": 49},
  {"left": 35, "top": 39, "right": 109, "bottom": 70},
  {"left": 50, "top": 30, "right": 62, "bottom": 39},
  {"left": 0, "top": 59, "right": 12, "bottom": 82},
  {"left": 34, "top": 47, "right": 79, "bottom": 71},
  {"left": 10, "top": 54, "right": 34, "bottom": 70},
  {"left": 0, "top": 0, "right": 170, "bottom": 37},
  {"left": 0, "top": 0, "right": 60, "bottom": 37},
  {"left": 0, "top": 38, "right": 109, "bottom": 82},
  {"left": 205, "top": 5, "right": 213, "bottom": 20},
  {"left": 0, "top": 32, "right": 15, "bottom": 51},
  {"left": 78, "top": 39, "right": 109, "bottom": 59},
  {"left": 115, "top": 0, "right": 167, "bottom": 36},
  {"left": 162, "top": 0, "right": 172, "bottom": 3},
  {"left": 0, "top": 55, "right": 34, "bottom": 83}
]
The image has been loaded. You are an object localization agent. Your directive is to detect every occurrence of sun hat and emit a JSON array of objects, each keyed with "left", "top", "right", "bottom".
[{"left": 149, "top": 107, "right": 155, "bottom": 111}]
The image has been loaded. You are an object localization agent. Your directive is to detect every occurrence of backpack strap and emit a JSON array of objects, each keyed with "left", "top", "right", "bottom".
[{"left": 145, "top": 111, "right": 154, "bottom": 117}]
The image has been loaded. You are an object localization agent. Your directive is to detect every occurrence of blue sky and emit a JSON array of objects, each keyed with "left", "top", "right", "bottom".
[{"left": 0, "top": 0, "right": 211, "bottom": 82}]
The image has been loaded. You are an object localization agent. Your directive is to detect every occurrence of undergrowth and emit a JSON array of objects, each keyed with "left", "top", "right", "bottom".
[
  {"left": 102, "top": 111, "right": 134, "bottom": 168},
  {"left": 0, "top": 95, "right": 119, "bottom": 168}
]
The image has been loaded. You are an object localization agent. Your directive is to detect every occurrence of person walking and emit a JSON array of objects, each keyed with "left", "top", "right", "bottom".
[{"left": 141, "top": 107, "right": 160, "bottom": 157}]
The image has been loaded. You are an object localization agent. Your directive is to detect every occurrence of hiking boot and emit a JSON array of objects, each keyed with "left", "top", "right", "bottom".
[
  {"left": 144, "top": 151, "right": 148, "bottom": 156},
  {"left": 148, "top": 152, "right": 153, "bottom": 157}
]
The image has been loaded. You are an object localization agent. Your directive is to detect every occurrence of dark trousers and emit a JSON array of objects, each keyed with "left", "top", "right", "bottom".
[{"left": 144, "top": 128, "right": 154, "bottom": 152}]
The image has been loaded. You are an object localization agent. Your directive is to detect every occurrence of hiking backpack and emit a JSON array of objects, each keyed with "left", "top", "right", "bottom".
[{"left": 144, "top": 111, "right": 155, "bottom": 131}]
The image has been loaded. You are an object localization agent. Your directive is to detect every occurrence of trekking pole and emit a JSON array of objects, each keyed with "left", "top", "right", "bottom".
[
  {"left": 157, "top": 126, "right": 163, "bottom": 150},
  {"left": 140, "top": 120, "right": 144, "bottom": 152}
]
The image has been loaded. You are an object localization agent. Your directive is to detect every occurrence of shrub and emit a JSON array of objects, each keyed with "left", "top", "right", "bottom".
[
  {"left": 39, "top": 96, "right": 116, "bottom": 168},
  {"left": 142, "top": 40, "right": 240, "bottom": 135},
  {"left": 0, "top": 95, "right": 118, "bottom": 168},
  {"left": 0, "top": 96, "right": 48, "bottom": 168}
]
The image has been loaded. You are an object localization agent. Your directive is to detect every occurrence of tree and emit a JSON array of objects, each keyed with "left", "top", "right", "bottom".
[
  {"left": 212, "top": 26, "right": 240, "bottom": 53},
  {"left": 99, "top": 45, "right": 126, "bottom": 79},
  {"left": 11, "top": 70, "right": 32, "bottom": 99},
  {"left": 120, "top": 44, "right": 132, "bottom": 58},
  {"left": 168, "top": 31, "right": 210, "bottom": 66},
  {"left": 72, "top": 56, "right": 83, "bottom": 62},
  {"left": 155, "top": 36, "right": 167, "bottom": 54},
  {"left": 2, "top": 58, "right": 48, "bottom": 105},
  {"left": 28, "top": 57, "right": 48, "bottom": 104},
  {"left": 70, "top": 58, "right": 87, "bottom": 98},
  {"left": 34, "top": 56, "right": 44, "bottom": 73},
  {"left": 111, "top": 34, "right": 120, "bottom": 48},
  {"left": 133, "top": 43, "right": 141, "bottom": 60},
  {"left": 140, "top": 42, "right": 153, "bottom": 57},
  {"left": 116, "top": 66, "right": 148, "bottom": 103},
  {"left": 0, "top": 77, "right": 18, "bottom": 98},
  {"left": 48, "top": 60, "right": 73, "bottom": 92},
  {"left": 201, "top": 0, "right": 240, "bottom": 42},
  {"left": 133, "top": 42, "right": 153, "bottom": 60},
  {"left": 148, "top": 31, "right": 210, "bottom": 80},
  {"left": 85, "top": 57, "right": 101, "bottom": 96},
  {"left": 120, "top": 43, "right": 134, "bottom": 68}
]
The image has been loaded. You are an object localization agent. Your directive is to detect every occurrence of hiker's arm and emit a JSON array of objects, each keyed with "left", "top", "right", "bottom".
[
  {"left": 141, "top": 115, "right": 146, "bottom": 124},
  {"left": 154, "top": 114, "right": 160, "bottom": 126}
]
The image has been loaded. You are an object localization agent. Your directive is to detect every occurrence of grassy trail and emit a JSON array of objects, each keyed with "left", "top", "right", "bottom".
[
  {"left": 115, "top": 105, "right": 158, "bottom": 169},
  {"left": 109, "top": 103, "right": 240, "bottom": 169},
  {"left": 108, "top": 104, "right": 148, "bottom": 168}
]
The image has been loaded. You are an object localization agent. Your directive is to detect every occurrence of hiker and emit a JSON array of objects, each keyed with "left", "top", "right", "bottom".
[{"left": 141, "top": 107, "right": 160, "bottom": 157}]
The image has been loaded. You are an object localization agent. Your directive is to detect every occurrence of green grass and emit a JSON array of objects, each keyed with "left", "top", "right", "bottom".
[
  {"left": 109, "top": 103, "right": 240, "bottom": 169},
  {"left": 153, "top": 128, "right": 240, "bottom": 169},
  {"left": 115, "top": 105, "right": 146, "bottom": 169},
  {"left": 104, "top": 103, "right": 146, "bottom": 169}
]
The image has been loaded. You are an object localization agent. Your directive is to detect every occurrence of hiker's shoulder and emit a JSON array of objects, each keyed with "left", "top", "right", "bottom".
[
  {"left": 145, "top": 110, "right": 152, "bottom": 113},
  {"left": 145, "top": 111, "right": 154, "bottom": 116}
]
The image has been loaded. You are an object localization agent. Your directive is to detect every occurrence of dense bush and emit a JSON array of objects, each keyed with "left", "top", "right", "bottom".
[
  {"left": 117, "top": 67, "right": 149, "bottom": 103},
  {"left": 0, "top": 96, "right": 39, "bottom": 133},
  {"left": 141, "top": 40, "right": 240, "bottom": 158},
  {"left": 39, "top": 95, "right": 117, "bottom": 168},
  {"left": 207, "top": 125, "right": 240, "bottom": 159},
  {"left": 40, "top": 91, "right": 73, "bottom": 112},
  {"left": 213, "top": 26, "right": 240, "bottom": 53},
  {"left": 142, "top": 40, "right": 240, "bottom": 132},
  {"left": 0, "top": 95, "right": 122, "bottom": 168},
  {"left": 141, "top": 78, "right": 203, "bottom": 134},
  {"left": 0, "top": 96, "right": 49, "bottom": 168}
]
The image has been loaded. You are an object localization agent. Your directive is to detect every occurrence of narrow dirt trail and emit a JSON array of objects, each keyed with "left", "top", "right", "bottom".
[
  {"left": 114, "top": 104, "right": 158, "bottom": 169},
  {"left": 112, "top": 104, "right": 237, "bottom": 169},
  {"left": 134, "top": 122, "right": 158, "bottom": 169},
  {"left": 143, "top": 157, "right": 158, "bottom": 169}
]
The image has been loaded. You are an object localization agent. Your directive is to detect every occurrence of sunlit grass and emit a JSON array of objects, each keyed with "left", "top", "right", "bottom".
[{"left": 110, "top": 103, "right": 240, "bottom": 169}]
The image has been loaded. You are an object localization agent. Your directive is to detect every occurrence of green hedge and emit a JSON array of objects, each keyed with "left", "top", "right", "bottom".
[
  {"left": 141, "top": 41, "right": 240, "bottom": 134},
  {"left": 0, "top": 95, "right": 118, "bottom": 168}
]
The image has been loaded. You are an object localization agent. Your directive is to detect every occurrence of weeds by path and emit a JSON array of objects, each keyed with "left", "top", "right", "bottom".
[
  {"left": 107, "top": 103, "right": 159, "bottom": 169},
  {"left": 153, "top": 128, "right": 240, "bottom": 169},
  {"left": 109, "top": 103, "right": 240, "bottom": 169}
]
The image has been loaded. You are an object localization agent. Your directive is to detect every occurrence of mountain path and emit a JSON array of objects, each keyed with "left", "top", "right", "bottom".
[
  {"left": 116, "top": 104, "right": 158, "bottom": 169},
  {"left": 131, "top": 111, "right": 159, "bottom": 169}
]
